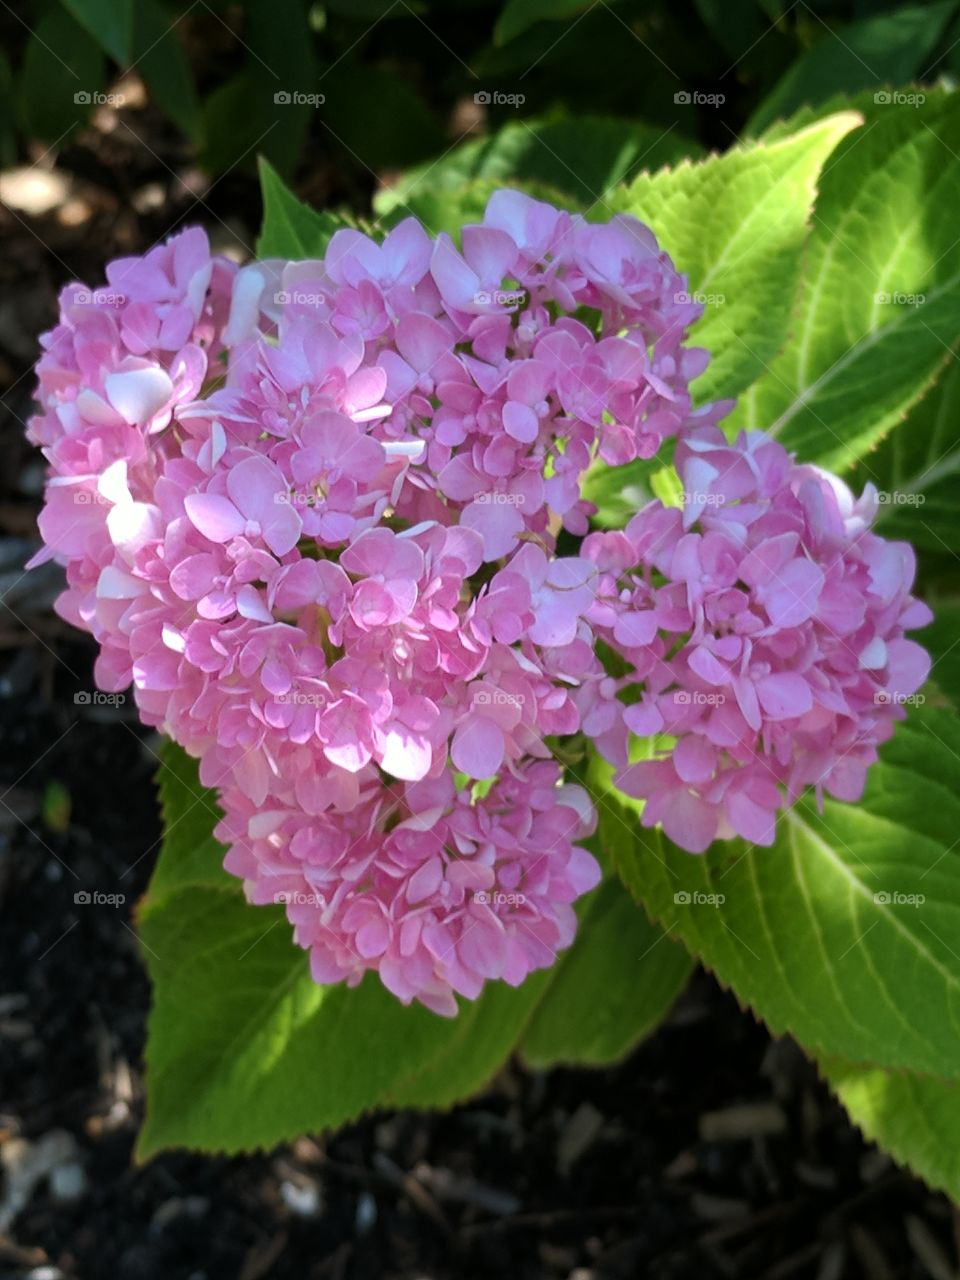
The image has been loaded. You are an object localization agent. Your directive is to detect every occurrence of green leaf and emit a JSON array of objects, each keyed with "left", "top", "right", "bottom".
[
  {"left": 755, "top": 83, "right": 951, "bottom": 144},
  {"left": 318, "top": 63, "right": 445, "bottom": 171},
  {"left": 520, "top": 876, "right": 693, "bottom": 1068},
  {"left": 132, "top": 0, "right": 200, "bottom": 141},
  {"left": 138, "top": 742, "right": 686, "bottom": 1156},
  {"left": 854, "top": 361, "right": 960, "bottom": 556},
  {"left": 18, "top": 8, "right": 104, "bottom": 142},
  {"left": 138, "top": 880, "right": 431, "bottom": 1156},
  {"left": 375, "top": 115, "right": 698, "bottom": 220},
  {"left": 924, "top": 603, "right": 960, "bottom": 709},
  {"left": 748, "top": 4, "right": 959, "bottom": 135},
  {"left": 148, "top": 741, "right": 228, "bottom": 898},
  {"left": 377, "top": 177, "right": 576, "bottom": 242},
  {"left": 733, "top": 95, "right": 960, "bottom": 471},
  {"left": 138, "top": 741, "right": 515, "bottom": 1156},
  {"left": 607, "top": 113, "right": 861, "bottom": 405},
  {"left": 199, "top": 73, "right": 273, "bottom": 177},
  {"left": 823, "top": 1059, "right": 960, "bottom": 1202},
  {"left": 325, "top": 0, "right": 420, "bottom": 14},
  {"left": 61, "top": 0, "right": 132, "bottom": 65},
  {"left": 693, "top": 0, "right": 771, "bottom": 62},
  {"left": 0, "top": 50, "right": 17, "bottom": 167},
  {"left": 494, "top": 0, "right": 596, "bottom": 45},
  {"left": 245, "top": 0, "right": 318, "bottom": 176},
  {"left": 581, "top": 459, "right": 658, "bottom": 530},
  {"left": 598, "top": 702, "right": 960, "bottom": 1079},
  {"left": 257, "top": 157, "right": 351, "bottom": 258}
]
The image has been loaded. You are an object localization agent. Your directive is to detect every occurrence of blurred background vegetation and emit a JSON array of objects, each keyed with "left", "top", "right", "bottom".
[{"left": 2, "top": 0, "right": 957, "bottom": 203}]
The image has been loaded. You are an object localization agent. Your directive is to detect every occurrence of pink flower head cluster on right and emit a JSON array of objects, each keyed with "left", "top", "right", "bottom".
[
  {"left": 585, "top": 428, "right": 932, "bottom": 853},
  {"left": 26, "top": 186, "right": 932, "bottom": 1016}
]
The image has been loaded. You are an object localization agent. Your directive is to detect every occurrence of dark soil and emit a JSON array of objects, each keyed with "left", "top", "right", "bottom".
[{"left": 1, "top": 90, "right": 958, "bottom": 1280}]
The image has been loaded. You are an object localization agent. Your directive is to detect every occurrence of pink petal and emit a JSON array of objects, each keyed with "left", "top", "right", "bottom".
[
  {"left": 170, "top": 553, "right": 220, "bottom": 599},
  {"left": 462, "top": 225, "right": 518, "bottom": 283},
  {"left": 459, "top": 913, "right": 507, "bottom": 979},
  {"left": 451, "top": 716, "right": 505, "bottom": 779},
  {"left": 356, "top": 917, "right": 390, "bottom": 958},
  {"left": 662, "top": 789, "right": 717, "bottom": 854},
  {"left": 430, "top": 234, "right": 478, "bottom": 310},
  {"left": 460, "top": 499, "right": 524, "bottom": 561},
  {"left": 673, "top": 735, "right": 716, "bottom": 784},
  {"left": 395, "top": 312, "right": 452, "bottom": 372},
  {"left": 407, "top": 856, "right": 444, "bottom": 904},
  {"left": 184, "top": 492, "right": 245, "bottom": 543},
  {"left": 502, "top": 400, "right": 540, "bottom": 443},
  {"left": 756, "top": 672, "right": 812, "bottom": 720},
  {"left": 885, "top": 637, "right": 930, "bottom": 697},
  {"left": 379, "top": 725, "right": 433, "bottom": 781},
  {"left": 226, "top": 455, "right": 285, "bottom": 522},
  {"left": 104, "top": 367, "right": 173, "bottom": 424},
  {"left": 688, "top": 645, "right": 730, "bottom": 686},
  {"left": 764, "top": 559, "right": 823, "bottom": 627},
  {"left": 725, "top": 789, "right": 777, "bottom": 845}
]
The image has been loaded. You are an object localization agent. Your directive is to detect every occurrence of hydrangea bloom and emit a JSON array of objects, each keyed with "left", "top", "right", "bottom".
[
  {"left": 26, "top": 191, "right": 932, "bottom": 1013},
  {"left": 583, "top": 428, "right": 932, "bottom": 852}
]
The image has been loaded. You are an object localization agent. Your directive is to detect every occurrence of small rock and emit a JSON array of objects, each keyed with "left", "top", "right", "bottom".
[
  {"left": 49, "top": 1161, "right": 87, "bottom": 1203},
  {"left": 355, "top": 1190, "right": 377, "bottom": 1234},
  {"left": 151, "top": 1195, "right": 209, "bottom": 1231},
  {"left": 280, "top": 1177, "right": 321, "bottom": 1218},
  {"left": 0, "top": 1128, "right": 78, "bottom": 1231}
]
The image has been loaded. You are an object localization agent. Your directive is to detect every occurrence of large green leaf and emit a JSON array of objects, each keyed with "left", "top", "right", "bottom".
[
  {"left": 734, "top": 95, "right": 960, "bottom": 471},
  {"left": 137, "top": 743, "right": 688, "bottom": 1156},
  {"left": 748, "top": 3, "right": 959, "bottom": 135},
  {"left": 607, "top": 113, "right": 860, "bottom": 405},
  {"left": 319, "top": 63, "right": 445, "bottom": 172},
  {"left": 61, "top": 0, "right": 133, "bottom": 65},
  {"left": 131, "top": 0, "right": 200, "bottom": 140},
  {"left": 756, "top": 84, "right": 954, "bottom": 143},
  {"left": 18, "top": 8, "right": 104, "bottom": 141},
  {"left": 200, "top": 73, "right": 275, "bottom": 177},
  {"left": 822, "top": 1058, "right": 960, "bottom": 1203},
  {"left": 693, "top": 0, "right": 772, "bottom": 62},
  {"left": 244, "top": 0, "right": 317, "bottom": 177},
  {"left": 256, "top": 157, "right": 353, "bottom": 258},
  {"left": 598, "top": 702, "right": 960, "bottom": 1079},
  {"left": 375, "top": 115, "right": 697, "bottom": 220},
  {"left": 924, "top": 603, "right": 960, "bottom": 709},
  {"left": 0, "top": 49, "right": 16, "bottom": 168},
  {"left": 854, "top": 361, "right": 960, "bottom": 556},
  {"left": 520, "top": 876, "right": 693, "bottom": 1068},
  {"left": 494, "top": 0, "right": 597, "bottom": 45}
]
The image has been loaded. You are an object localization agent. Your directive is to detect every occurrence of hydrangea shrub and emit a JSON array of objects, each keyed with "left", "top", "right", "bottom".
[{"left": 25, "top": 100, "right": 960, "bottom": 1197}]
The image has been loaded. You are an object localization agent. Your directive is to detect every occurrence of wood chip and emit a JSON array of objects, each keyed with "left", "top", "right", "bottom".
[
  {"left": 849, "top": 1223, "right": 894, "bottom": 1280},
  {"left": 905, "top": 1213, "right": 957, "bottom": 1280},
  {"left": 556, "top": 1102, "right": 605, "bottom": 1175},
  {"left": 699, "top": 1102, "right": 787, "bottom": 1142},
  {"left": 690, "top": 1192, "right": 750, "bottom": 1223}
]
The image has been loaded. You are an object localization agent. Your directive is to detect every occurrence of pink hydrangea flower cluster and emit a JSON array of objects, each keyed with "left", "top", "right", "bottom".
[
  {"left": 583, "top": 428, "right": 933, "bottom": 853},
  {"left": 26, "top": 190, "right": 932, "bottom": 1014}
]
